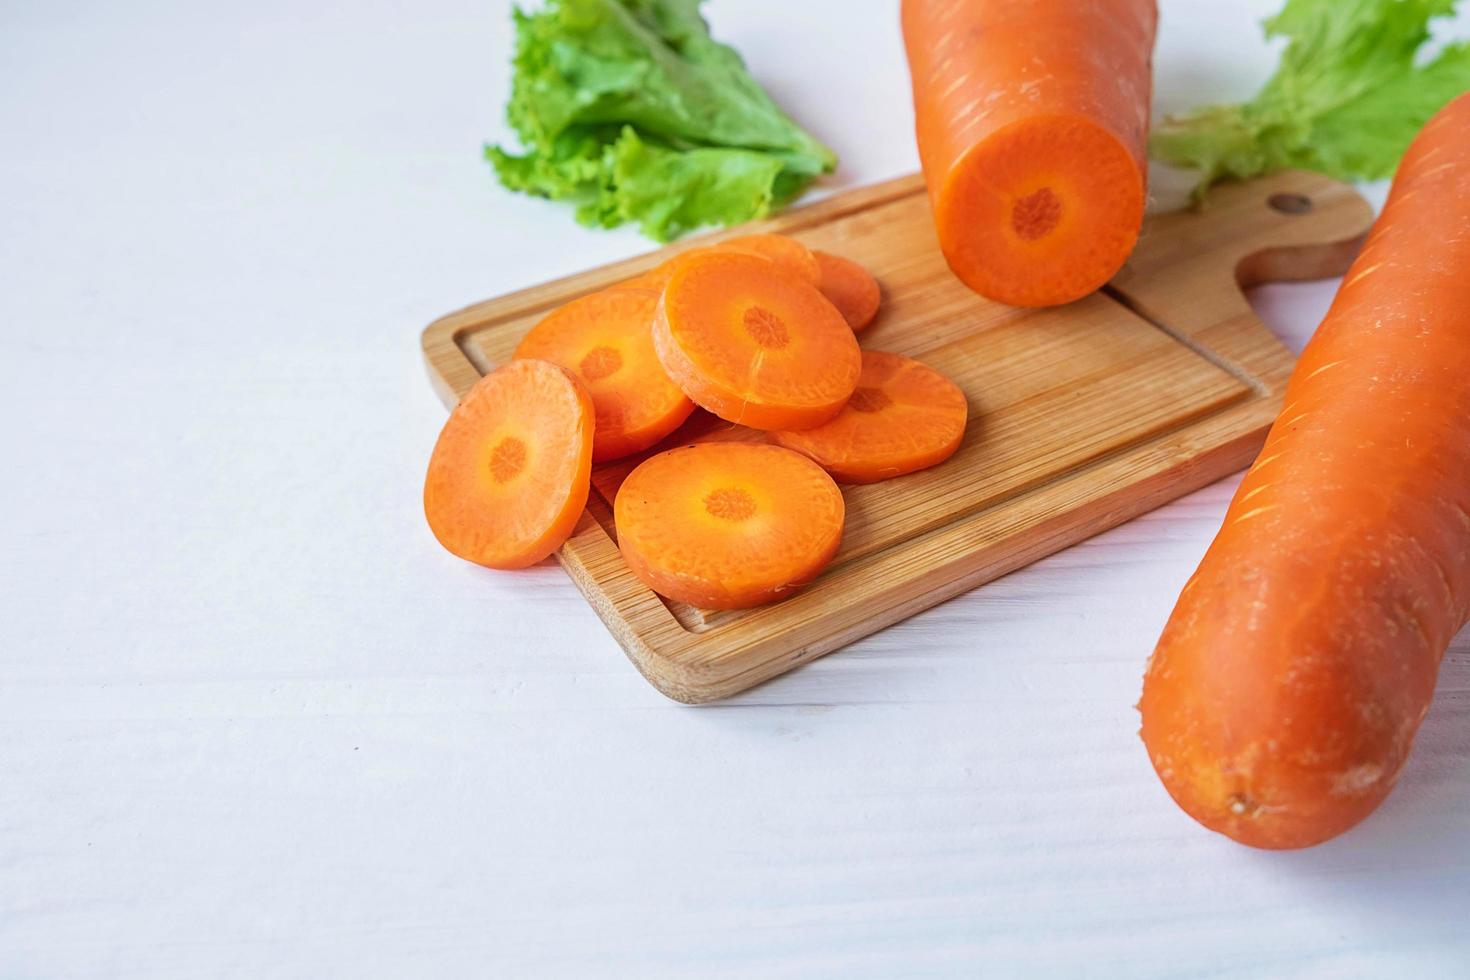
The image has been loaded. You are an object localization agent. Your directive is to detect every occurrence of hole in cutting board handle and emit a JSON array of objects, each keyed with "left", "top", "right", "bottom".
[{"left": 1268, "top": 192, "right": 1313, "bottom": 215}]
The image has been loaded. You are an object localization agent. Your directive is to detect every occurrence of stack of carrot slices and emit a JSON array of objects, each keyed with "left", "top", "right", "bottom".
[
  {"left": 514, "top": 287, "right": 694, "bottom": 461},
  {"left": 654, "top": 250, "right": 861, "bottom": 430},
  {"left": 423, "top": 233, "right": 970, "bottom": 608}
]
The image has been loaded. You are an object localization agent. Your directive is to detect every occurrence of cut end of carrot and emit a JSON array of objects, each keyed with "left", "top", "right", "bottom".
[
  {"left": 423, "top": 358, "right": 594, "bottom": 570},
  {"left": 653, "top": 251, "right": 862, "bottom": 431},
  {"left": 938, "top": 114, "right": 1145, "bottom": 307},
  {"left": 814, "top": 250, "right": 881, "bottom": 332},
  {"left": 514, "top": 288, "right": 694, "bottom": 462},
  {"left": 770, "top": 350, "right": 968, "bottom": 483},
  {"left": 614, "top": 442, "right": 845, "bottom": 609}
]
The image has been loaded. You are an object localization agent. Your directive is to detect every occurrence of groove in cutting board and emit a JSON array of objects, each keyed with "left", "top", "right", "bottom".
[{"left": 422, "top": 170, "right": 1373, "bottom": 702}]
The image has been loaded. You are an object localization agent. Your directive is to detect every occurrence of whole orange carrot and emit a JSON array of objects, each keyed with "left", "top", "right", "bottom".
[
  {"left": 901, "top": 0, "right": 1157, "bottom": 307},
  {"left": 1140, "top": 93, "right": 1470, "bottom": 849}
]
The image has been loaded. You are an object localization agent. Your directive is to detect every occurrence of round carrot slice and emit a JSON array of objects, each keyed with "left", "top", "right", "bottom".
[
  {"left": 814, "top": 250, "right": 881, "bottom": 331},
  {"left": 617, "top": 269, "right": 670, "bottom": 293},
  {"left": 514, "top": 289, "right": 694, "bottom": 461},
  {"left": 719, "top": 233, "right": 821, "bottom": 285},
  {"left": 423, "top": 359, "right": 594, "bottom": 569},
  {"left": 614, "top": 442, "right": 845, "bottom": 609},
  {"left": 770, "top": 350, "right": 968, "bottom": 483},
  {"left": 653, "top": 251, "right": 862, "bottom": 431},
  {"left": 620, "top": 246, "right": 726, "bottom": 294},
  {"left": 624, "top": 234, "right": 818, "bottom": 295}
]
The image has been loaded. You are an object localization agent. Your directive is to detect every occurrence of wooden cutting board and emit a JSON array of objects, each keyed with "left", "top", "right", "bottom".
[{"left": 422, "top": 170, "right": 1372, "bottom": 703}]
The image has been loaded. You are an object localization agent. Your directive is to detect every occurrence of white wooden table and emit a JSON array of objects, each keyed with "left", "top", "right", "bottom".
[{"left": 3, "top": 1, "right": 1467, "bottom": 975}]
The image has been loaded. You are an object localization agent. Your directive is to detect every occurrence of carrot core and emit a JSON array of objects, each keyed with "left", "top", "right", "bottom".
[
  {"left": 847, "top": 387, "right": 893, "bottom": 413},
  {"left": 1012, "top": 187, "right": 1062, "bottom": 241},
  {"left": 743, "top": 306, "right": 790, "bottom": 349},
  {"left": 704, "top": 487, "right": 757, "bottom": 522},
  {"left": 489, "top": 437, "right": 528, "bottom": 483},
  {"left": 577, "top": 345, "right": 623, "bottom": 382}
]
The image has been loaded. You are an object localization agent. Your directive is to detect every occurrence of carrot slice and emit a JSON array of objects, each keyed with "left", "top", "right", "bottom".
[
  {"left": 814, "top": 250, "right": 881, "bottom": 331},
  {"left": 423, "top": 359, "right": 594, "bottom": 569},
  {"left": 719, "top": 233, "right": 821, "bottom": 285},
  {"left": 622, "top": 234, "right": 819, "bottom": 294},
  {"left": 514, "top": 289, "right": 694, "bottom": 461},
  {"left": 653, "top": 251, "right": 861, "bottom": 430},
  {"left": 617, "top": 270, "right": 670, "bottom": 293},
  {"left": 614, "top": 442, "right": 845, "bottom": 609},
  {"left": 620, "top": 246, "right": 724, "bottom": 293},
  {"left": 902, "top": 0, "right": 1156, "bottom": 307},
  {"left": 770, "top": 350, "right": 967, "bottom": 483}
]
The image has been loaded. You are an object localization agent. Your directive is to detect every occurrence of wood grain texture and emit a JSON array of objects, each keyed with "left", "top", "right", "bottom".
[{"left": 422, "top": 170, "right": 1372, "bottom": 703}]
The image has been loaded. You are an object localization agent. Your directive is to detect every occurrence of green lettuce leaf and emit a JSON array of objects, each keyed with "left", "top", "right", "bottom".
[
  {"left": 1151, "top": 0, "right": 1470, "bottom": 196},
  {"left": 487, "top": 0, "right": 836, "bottom": 241}
]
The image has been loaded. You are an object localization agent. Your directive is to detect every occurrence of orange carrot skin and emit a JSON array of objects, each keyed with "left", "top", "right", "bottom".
[
  {"left": 902, "top": 0, "right": 1156, "bottom": 307},
  {"left": 1139, "top": 94, "right": 1470, "bottom": 849}
]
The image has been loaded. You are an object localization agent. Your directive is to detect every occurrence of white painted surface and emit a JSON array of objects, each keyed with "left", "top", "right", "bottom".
[{"left": 3, "top": 1, "right": 1468, "bottom": 976}]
